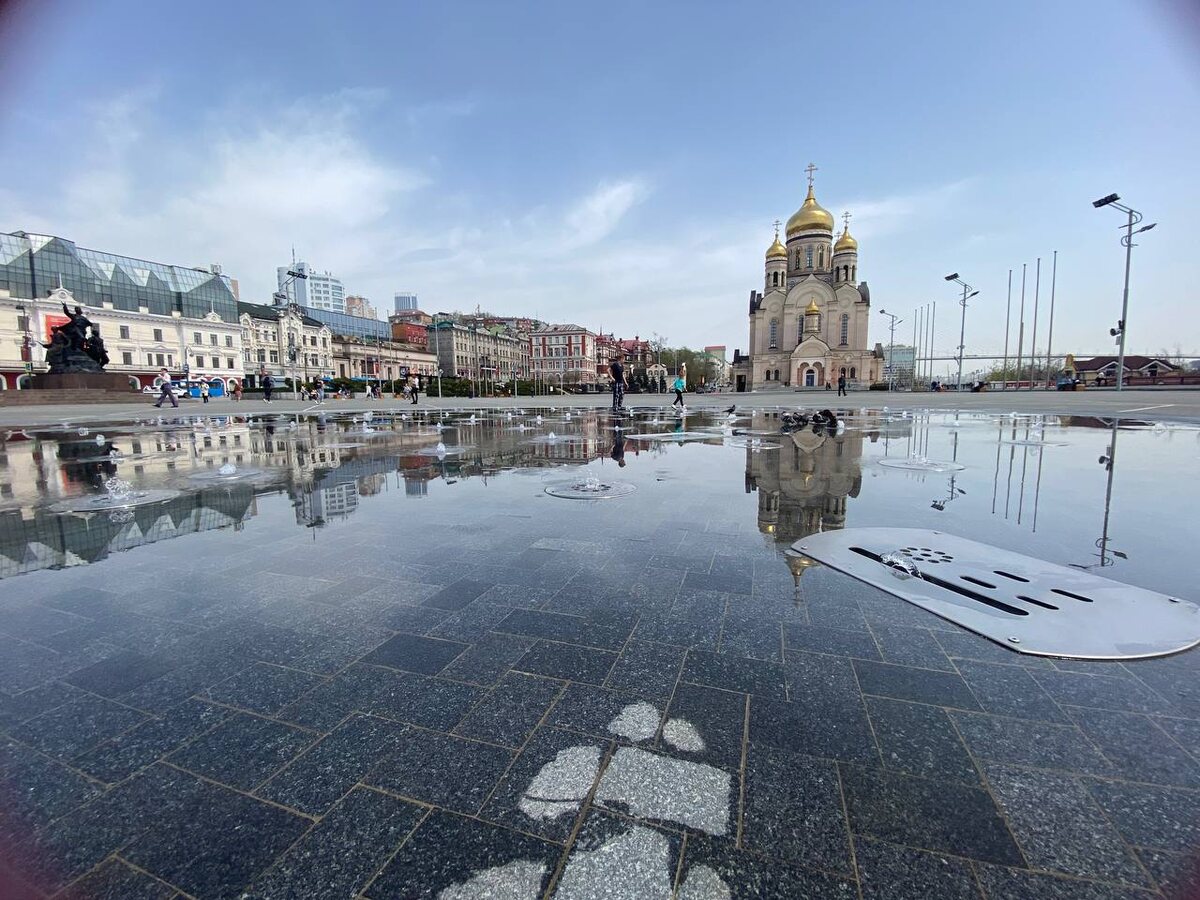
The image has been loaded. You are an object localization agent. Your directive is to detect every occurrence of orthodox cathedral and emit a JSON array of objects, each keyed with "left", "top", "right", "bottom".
[{"left": 734, "top": 166, "right": 882, "bottom": 391}]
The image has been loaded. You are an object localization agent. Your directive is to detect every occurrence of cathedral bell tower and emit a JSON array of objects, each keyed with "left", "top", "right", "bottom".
[
  {"left": 832, "top": 210, "right": 859, "bottom": 285},
  {"left": 764, "top": 222, "right": 787, "bottom": 292}
]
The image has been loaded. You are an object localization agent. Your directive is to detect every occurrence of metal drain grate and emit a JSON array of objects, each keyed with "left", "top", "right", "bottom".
[{"left": 790, "top": 528, "right": 1200, "bottom": 660}]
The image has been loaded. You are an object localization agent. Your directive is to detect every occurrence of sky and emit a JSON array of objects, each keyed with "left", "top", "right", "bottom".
[{"left": 1, "top": 0, "right": 1198, "bottom": 364}]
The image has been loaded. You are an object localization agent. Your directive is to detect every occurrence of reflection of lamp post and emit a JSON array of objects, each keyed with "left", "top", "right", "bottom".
[{"left": 878, "top": 309, "right": 903, "bottom": 392}]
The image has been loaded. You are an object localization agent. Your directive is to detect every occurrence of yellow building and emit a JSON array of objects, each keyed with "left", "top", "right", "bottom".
[{"left": 736, "top": 166, "right": 882, "bottom": 391}]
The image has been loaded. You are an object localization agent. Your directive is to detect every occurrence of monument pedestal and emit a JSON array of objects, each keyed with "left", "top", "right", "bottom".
[{"left": 0, "top": 372, "right": 147, "bottom": 405}]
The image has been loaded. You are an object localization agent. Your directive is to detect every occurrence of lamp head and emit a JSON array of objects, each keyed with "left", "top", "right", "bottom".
[
  {"left": 1093, "top": 193, "right": 1119, "bottom": 209},
  {"left": 1137, "top": 223, "right": 1157, "bottom": 234},
  {"left": 945, "top": 273, "right": 958, "bottom": 281},
  {"left": 967, "top": 290, "right": 980, "bottom": 299}
]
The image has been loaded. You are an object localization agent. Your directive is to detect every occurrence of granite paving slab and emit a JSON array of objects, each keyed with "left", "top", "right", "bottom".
[
  {"left": 853, "top": 659, "right": 981, "bottom": 710},
  {"left": 662, "top": 683, "right": 746, "bottom": 771},
  {"left": 365, "top": 726, "right": 514, "bottom": 814},
  {"left": 202, "top": 662, "right": 326, "bottom": 715},
  {"left": 680, "top": 648, "right": 788, "bottom": 699},
  {"left": 1065, "top": 706, "right": 1200, "bottom": 788},
  {"left": 514, "top": 640, "right": 619, "bottom": 685},
  {"left": 11, "top": 693, "right": 148, "bottom": 760},
  {"left": 454, "top": 671, "right": 564, "bottom": 747},
  {"left": 950, "top": 711, "right": 1112, "bottom": 774},
  {"left": 165, "top": 711, "right": 316, "bottom": 791},
  {"left": 1084, "top": 778, "right": 1200, "bottom": 852},
  {"left": 953, "top": 658, "right": 1068, "bottom": 722},
  {"left": 854, "top": 836, "right": 983, "bottom": 899},
  {"left": 676, "top": 835, "right": 857, "bottom": 899},
  {"left": 439, "top": 631, "right": 537, "bottom": 686},
  {"left": 56, "top": 858, "right": 177, "bottom": 900},
  {"left": 360, "top": 632, "right": 469, "bottom": 675},
  {"left": 243, "top": 786, "right": 424, "bottom": 900},
  {"left": 604, "top": 639, "right": 687, "bottom": 698},
  {"left": 865, "top": 696, "right": 981, "bottom": 784}
]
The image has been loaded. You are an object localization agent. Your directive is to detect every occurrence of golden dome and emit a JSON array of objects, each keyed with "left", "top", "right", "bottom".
[
  {"left": 805, "top": 298, "right": 820, "bottom": 315},
  {"left": 834, "top": 227, "right": 858, "bottom": 253},
  {"left": 765, "top": 233, "right": 787, "bottom": 260},
  {"left": 786, "top": 185, "right": 834, "bottom": 235}
]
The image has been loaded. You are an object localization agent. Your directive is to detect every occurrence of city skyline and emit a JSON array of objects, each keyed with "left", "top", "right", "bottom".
[{"left": 0, "top": 1, "right": 1197, "bottom": 359}]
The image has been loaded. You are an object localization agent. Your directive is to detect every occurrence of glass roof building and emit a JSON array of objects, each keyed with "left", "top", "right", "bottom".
[{"left": 0, "top": 231, "right": 239, "bottom": 323}]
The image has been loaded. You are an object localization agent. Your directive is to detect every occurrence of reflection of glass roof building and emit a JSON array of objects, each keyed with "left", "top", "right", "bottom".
[{"left": 0, "top": 232, "right": 239, "bottom": 322}]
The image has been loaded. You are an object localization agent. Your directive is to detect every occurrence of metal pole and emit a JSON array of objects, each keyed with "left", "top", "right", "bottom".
[
  {"left": 914, "top": 305, "right": 923, "bottom": 391},
  {"left": 955, "top": 284, "right": 967, "bottom": 392},
  {"left": 1015, "top": 264, "right": 1026, "bottom": 391},
  {"left": 1028, "top": 257, "right": 1041, "bottom": 390},
  {"left": 929, "top": 302, "right": 936, "bottom": 388},
  {"left": 1002, "top": 269, "right": 1012, "bottom": 390},
  {"left": 1117, "top": 211, "right": 1134, "bottom": 391},
  {"left": 911, "top": 312, "right": 919, "bottom": 391},
  {"left": 1045, "top": 250, "right": 1058, "bottom": 389},
  {"left": 888, "top": 318, "right": 895, "bottom": 391}
]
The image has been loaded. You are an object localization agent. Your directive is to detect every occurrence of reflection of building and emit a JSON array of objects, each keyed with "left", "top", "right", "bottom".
[
  {"left": 745, "top": 425, "right": 864, "bottom": 543},
  {"left": 883, "top": 344, "right": 915, "bottom": 386}
]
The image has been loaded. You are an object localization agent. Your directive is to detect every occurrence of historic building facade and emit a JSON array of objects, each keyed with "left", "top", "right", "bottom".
[{"left": 735, "top": 170, "right": 881, "bottom": 391}]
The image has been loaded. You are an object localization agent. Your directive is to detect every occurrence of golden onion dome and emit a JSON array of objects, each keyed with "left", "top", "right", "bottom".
[
  {"left": 805, "top": 298, "right": 820, "bottom": 314},
  {"left": 834, "top": 227, "right": 858, "bottom": 253},
  {"left": 786, "top": 185, "right": 834, "bottom": 235},
  {"left": 765, "top": 232, "right": 787, "bottom": 260}
]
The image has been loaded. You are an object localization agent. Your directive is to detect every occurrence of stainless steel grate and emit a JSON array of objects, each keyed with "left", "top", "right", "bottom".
[{"left": 790, "top": 528, "right": 1200, "bottom": 660}]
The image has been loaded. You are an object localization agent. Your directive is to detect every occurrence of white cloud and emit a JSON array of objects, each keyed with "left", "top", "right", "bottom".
[{"left": 562, "top": 180, "right": 648, "bottom": 249}]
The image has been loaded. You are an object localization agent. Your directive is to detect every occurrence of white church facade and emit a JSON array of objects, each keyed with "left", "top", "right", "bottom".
[{"left": 734, "top": 167, "right": 882, "bottom": 392}]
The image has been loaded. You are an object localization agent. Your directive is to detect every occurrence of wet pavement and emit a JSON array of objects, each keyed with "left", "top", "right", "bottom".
[{"left": 0, "top": 404, "right": 1198, "bottom": 898}]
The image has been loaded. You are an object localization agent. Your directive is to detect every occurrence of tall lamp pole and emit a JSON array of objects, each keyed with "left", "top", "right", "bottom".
[
  {"left": 944, "top": 273, "right": 979, "bottom": 392},
  {"left": 878, "top": 309, "right": 903, "bottom": 391},
  {"left": 1093, "top": 194, "right": 1156, "bottom": 391}
]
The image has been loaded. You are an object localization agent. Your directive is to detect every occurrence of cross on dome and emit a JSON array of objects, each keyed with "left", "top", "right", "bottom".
[
  {"left": 772, "top": 219, "right": 782, "bottom": 237},
  {"left": 842, "top": 211, "right": 852, "bottom": 231},
  {"left": 804, "top": 162, "right": 818, "bottom": 188}
]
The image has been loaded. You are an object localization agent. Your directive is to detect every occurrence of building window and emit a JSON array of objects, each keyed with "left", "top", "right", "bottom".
[
  {"left": 768, "top": 319, "right": 778, "bottom": 350},
  {"left": 147, "top": 354, "right": 154, "bottom": 366},
  {"left": 122, "top": 351, "right": 132, "bottom": 366},
  {"left": 225, "top": 335, "right": 233, "bottom": 347},
  {"left": 805, "top": 246, "right": 813, "bottom": 268},
  {"left": 119, "top": 325, "right": 130, "bottom": 339},
  {"left": 227, "top": 357, "right": 235, "bottom": 368},
  {"left": 774, "top": 368, "right": 780, "bottom": 381},
  {"left": 850, "top": 367, "right": 856, "bottom": 379},
  {"left": 193, "top": 332, "right": 202, "bottom": 344},
  {"left": 257, "top": 349, "right": 266, "bottom": 362},
  {"left": 840, "top": 314, "right": 850, "bottom": 346},
  {"left": 818, "top": 246, "right": 825, "bottom": 268},
  {"left": 155, "top": 353, "right": 165, "bottom": 366},
  {"left": 196, "top": 356, "right": 205, "bottom": 368},
  {"left": 269, "top": 350, "right": 279, "bottom": 363},
  {"left": 153, "top": 328, "right": 163, "bottom": 342},
  {"left": 209, "top": 334, "right": 218, "bottom": 346},
  {"left": 771, "top": 271, "right": 779, "bottom": 287}
]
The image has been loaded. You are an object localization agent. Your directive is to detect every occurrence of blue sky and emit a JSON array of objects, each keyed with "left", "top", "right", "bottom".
[{"left": 1, "top": 0, "right": 1197, "bottom": 362}]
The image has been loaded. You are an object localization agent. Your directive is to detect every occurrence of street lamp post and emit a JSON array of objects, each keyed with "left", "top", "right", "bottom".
[
  {"left": 944, "top": 274, "right": 979, "bottom": 392},
  {"left": 1093, "top": 194, "right": 1156, "bottom": 391},
  {"left": 878, "top": 310, "right": 903, "bottom": 391}
]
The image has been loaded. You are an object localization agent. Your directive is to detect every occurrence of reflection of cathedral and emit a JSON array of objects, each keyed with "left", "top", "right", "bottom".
[
  {"left": 737, "top": 165, "right": 882, "bottom": 391},
  {"left": 745, "top": 423, "right": 864, "bottom": 543}
]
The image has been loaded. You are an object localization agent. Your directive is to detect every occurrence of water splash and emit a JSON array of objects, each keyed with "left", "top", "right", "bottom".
[
  {"left": 535, "top": 415, "right": 544, "bottom": 425},
  {"left": 77, "top": 427, "right": 89, "bottom": 436},
  {"left": 548, "top": 431, "right": 558, "bottom": 442},
  {"left": 881, "top": 552, "right": 920, "bottom": 578},
  {"left": 218, "top": 463, "right": 237, "bottom": 476},
  {"left": 436, "top": 441, "right": 447, "bottom": 457},
  {"left": 102, "top": 477, "right": 135, "bottom": 502}
]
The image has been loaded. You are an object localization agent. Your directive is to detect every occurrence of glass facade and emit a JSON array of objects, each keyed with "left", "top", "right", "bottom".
[
  {"left": 0, "top": 231, "right": 239, "bottom": 323},
  {"left": 295, "top": 305, "right": 390, "bottom": 339}
]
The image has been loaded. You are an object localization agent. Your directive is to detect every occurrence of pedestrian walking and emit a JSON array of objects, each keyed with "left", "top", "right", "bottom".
[
  {"left": 200, "top": 382, "right": 210, "bottom": 404},
  {"left": 233, "top": 380, "right": 243, "bottom": 402},
  {"left": 837, "top": 373, "right": 846, "bottom": 397},
  {"left": 315, "top": 382, "right": 325, "bottom": 403},
  {"left": 263, "top": 374, "right": 274, "bottom": 402},
  {"left": 610, "top": 354, "right": 627, "bottom": 412},
  {"left": 672, "top": 372, "right": 686, "bottom": 409},
  {"left": 409, "top": 375, "right": 419, "bottom": 405},
  {"left": 153, "top": 369, "right": 177, "bottom": 408}
]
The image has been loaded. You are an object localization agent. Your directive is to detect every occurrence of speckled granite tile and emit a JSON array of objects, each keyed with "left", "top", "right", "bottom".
[
  {"left": 853, "top": 659, "right": 980, "bottom": 710},
  {"left": 57, "top": 858, "right": 176, "bottom": 900},
  {"left": 854, "top": 836, "right": 983, "bottom": 899},
  {"left": 681, "top": 649, "right": 787, "bottom": 699},
  {"left": 973, "top": 864, "right": 1159, "bottom": 899},
  {"left": 554, "top": 808, "right": 682, "bottom": 898},
  {"left": 663, "top": 683, "right": 746, "bottom": 771},
  {"left": 1030, "top": 670, "right": 1174, "bottom": 715},
  {"left": 953, "top": 658, "right": 1067, "bottom": 723},
  {"left": 166, "top": 711, "right": 315, "bottom": 791},
  {"left": 365, "top": 809, "right": 560, "bottom": 899},
  {"left": 1136, "top": 848, "right": 1200, "bottom": 898},
  {"left": 984, "top": 763, "right": 1151, "bottom": 887},
  {"left": 244, "top": 786, "right": 424, "bottom": 900},
  {"left": 361, "top": 632, "right": 469, "bottom": 675},
  {"left": 514, "top": 640, "right": 618, "bottom": 685},
  {"left": 741, "top": 744, "right": 852, "bottom": 872},
  {"left": 257, "top": 713, "right": 407, "bottom": 816},
  {"left": 480, "top": 726, "right": 609, "bottom": 843},
  {"left": 203, "top": 662, "right": 326, "bottom": 715},
  {"left": 454, "top": 671, "right": 562, "bottom": 747},
  {"left": 677, "top": 834, "right": 856, "bottom": 899},
  {"left": 365, "top": 726, "right": 513, "bottom": 814},
  {"left": 1084, "top": 778, "right": 1200, "bottom": 852},
  {"left": 866, "top": 697, "right": 980, "bottom": 784},
  {"left": 604, "top": 640, "right": 686, "bottom": 699},
  {"left": 784, "top": 623, "right": 881, "bottom": 659},
  {"left": 73, "top": 698, "right": 230, "bottom": 783},
  {"left": 1065, "top": 706, "right": 1200, "bottom": 788},
  {"left": 11, "top": 693, "right": 148, "bottom": 760},
  {"left": 439, "top": 632, "right": 536, "bottom": 686},
  {"left": 0, "top": 680, "right": 82, "bottom": 730},
  {"left": 950, "top": 711, "right": 1112, "bottom": 774},
  {"left": 840, "top": 764, "right": 1023, "bottom": 866}
]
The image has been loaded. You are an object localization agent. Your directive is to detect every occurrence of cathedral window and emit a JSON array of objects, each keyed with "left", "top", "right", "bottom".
[
  {"left": 840, "top": 314, "right": 850, "bottom": 346},
  {"left": 805, "top": 246, "right": 813, "bottom": 268},
  {"left": 774, "top": 368, "right": 780, "bottom": 382},
  {"left": 818, "top": 246, "right": 825, "bottom": 268},
  {"left": 768, "top": 318, "right": 778, "bottom": 349},
  {"left": 851, "top": 265, "right": 856, "bottom": 281},
  {"left": 771, "top": 271, "right": 778, "bottom": 287},
  {"left": 850, "top": 366, "right": 857, "bottom": 379}
]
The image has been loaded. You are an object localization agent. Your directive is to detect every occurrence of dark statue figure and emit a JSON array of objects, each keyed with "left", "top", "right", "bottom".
[{"left": 43, "top": 303, "right": 108, "bottom": 374}]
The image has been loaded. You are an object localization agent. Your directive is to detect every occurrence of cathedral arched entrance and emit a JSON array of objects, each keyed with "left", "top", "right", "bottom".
[{"left": 795, "top": 362, "right": 823, "bottom": 387}]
